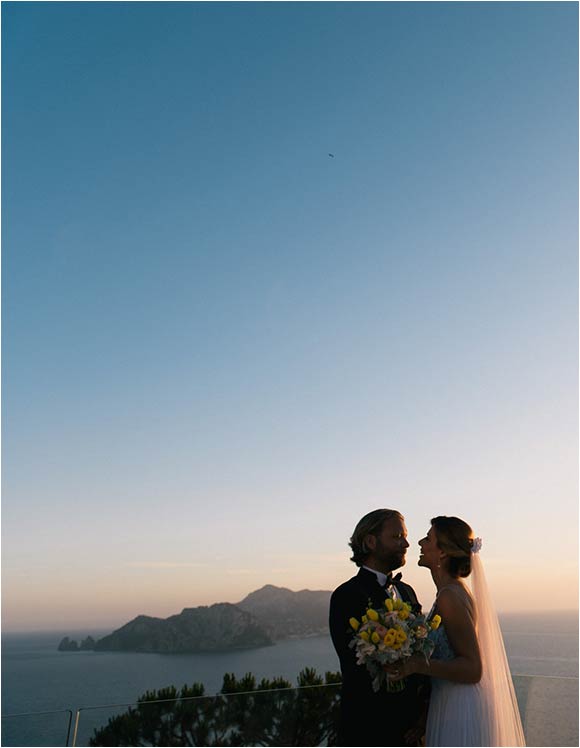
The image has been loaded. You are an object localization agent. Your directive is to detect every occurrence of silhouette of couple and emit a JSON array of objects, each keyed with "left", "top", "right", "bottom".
[{"left": 329, "top": 509, "right": 525, "bottom": 747}]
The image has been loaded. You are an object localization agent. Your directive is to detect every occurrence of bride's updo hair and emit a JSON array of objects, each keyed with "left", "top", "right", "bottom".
[{"left": 431, "top": 516, "right": 475, "bottom": 578}]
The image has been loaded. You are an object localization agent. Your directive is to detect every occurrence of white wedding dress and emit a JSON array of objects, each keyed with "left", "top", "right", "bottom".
[{"left": 426, "top": 556, "right": 525, "bottom": 746}]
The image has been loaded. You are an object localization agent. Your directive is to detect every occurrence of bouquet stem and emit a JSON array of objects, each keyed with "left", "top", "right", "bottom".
[{"left": 385, "top": 675, "right": 407, "bottom": 693}]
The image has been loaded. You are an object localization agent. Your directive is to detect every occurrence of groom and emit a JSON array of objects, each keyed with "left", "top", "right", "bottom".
[{"left": 329, "top": 509, "right": 428, "bottom": 747}]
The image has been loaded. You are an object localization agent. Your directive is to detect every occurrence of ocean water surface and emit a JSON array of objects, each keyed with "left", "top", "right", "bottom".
[{"left": 2, "top": 612, "right": 578, "bottom": 746}]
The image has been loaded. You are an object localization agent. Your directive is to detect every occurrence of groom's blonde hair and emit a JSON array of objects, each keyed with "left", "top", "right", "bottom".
[{"left": 349, "top": 509, "right": 404, "bottom": 566}]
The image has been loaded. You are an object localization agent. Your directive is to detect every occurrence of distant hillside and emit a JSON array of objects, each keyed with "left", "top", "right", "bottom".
[
  {"left": 60, "top": 585, "right": 333, "bottom": 654},
  {"left": 238, "top": 585, "right": 331, "bottom": 639},
  {"left": 94, "top": 603, "right": 272, "bottom": 653}
]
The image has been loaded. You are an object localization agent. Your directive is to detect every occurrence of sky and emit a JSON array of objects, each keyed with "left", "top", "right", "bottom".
[{"left": 2, "top": 2, "right": 578, "bottom": 632}]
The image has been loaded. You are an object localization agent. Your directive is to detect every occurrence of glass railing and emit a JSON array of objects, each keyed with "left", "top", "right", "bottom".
[
  {"left": 2, "top": 675, "right": 578, "bottom": 747},
  {"left": 71, "top": 683, "right": 341, "bottom": 747},
  {"left": 1, "top": 708, "right": 73, "bottom": 747}
]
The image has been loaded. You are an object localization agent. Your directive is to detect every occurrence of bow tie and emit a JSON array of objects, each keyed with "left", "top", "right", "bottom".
[{"left": 382, "top": 572, "right": 402, "bottom": 589}]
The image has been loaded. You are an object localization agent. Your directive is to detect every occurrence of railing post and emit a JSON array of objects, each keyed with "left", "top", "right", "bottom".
[
  {"left": 71, "top": 709, "right": 82, "bottom": 747},
  {"left": 65, "top": 710, "right": 73, "bottom": 746}
]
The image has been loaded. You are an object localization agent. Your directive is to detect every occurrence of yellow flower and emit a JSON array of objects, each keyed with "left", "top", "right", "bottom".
[
  {"left": 392, "top": 641, "right": 402, "bottom": 650},
  {"left": 366, "top": 608, "right": 379, "bottom": 622},
  {"left": 360, "top": 631, "right": 370, "bottom": 642},
  {"left": 384, "top": 630, "right": 397, "bottom": 647},
  {"left": 371, "top": 632, "right": 381, "bottom": 644},
  {"left": 430, "top": 614, "right": 442, "bottom": 630},
  {"left": 384, "top": 599, "right": 394, "bottom": 612},
  {"left": 362, "top": 615, "right": 368, "bottom": 624},
  {"left": 349, "top": 617, "right": 360, "bottom": 631},
  {"left": 393, "top": 599, "right": 404, "bottom": 611},
  {"left": 396, "top": 630, "right": 407, "bottom": 643},
  {"left": 398, "top": 609, "right": 409, "bottom": 621}
]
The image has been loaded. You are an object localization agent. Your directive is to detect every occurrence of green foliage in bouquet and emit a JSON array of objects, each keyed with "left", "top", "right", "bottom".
[{"left": 89, "top": 668, "right": 342, "bottom": 746}]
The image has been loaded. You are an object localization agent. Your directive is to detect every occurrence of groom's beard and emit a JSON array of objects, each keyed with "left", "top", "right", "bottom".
[
  {"left": 389, "top": 552, "right": 406, "bottom": 570},
  {"left": 376, "top": 541, "right": 407, "bottom": 571}
]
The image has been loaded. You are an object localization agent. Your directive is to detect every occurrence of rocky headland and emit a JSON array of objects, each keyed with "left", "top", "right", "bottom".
[
  {"left": 238, "top": 584, "right": 331, "bottom": 639},
  {"left": 58, "top": 585, "right": 332, "bottom": 654}
]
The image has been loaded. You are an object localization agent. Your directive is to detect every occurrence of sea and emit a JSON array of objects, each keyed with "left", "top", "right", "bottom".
[{"left": 2, "top": 611, "right": 578, "bottom": 747}]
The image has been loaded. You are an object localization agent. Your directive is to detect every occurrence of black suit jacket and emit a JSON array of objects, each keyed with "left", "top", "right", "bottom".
[{"left": 329, "top": 568, "right": 427, "bottom": 747}]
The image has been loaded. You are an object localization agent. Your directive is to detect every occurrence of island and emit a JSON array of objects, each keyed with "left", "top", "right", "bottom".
[{"left": 58, "top": 585, "right": 332, "bottom": 654}]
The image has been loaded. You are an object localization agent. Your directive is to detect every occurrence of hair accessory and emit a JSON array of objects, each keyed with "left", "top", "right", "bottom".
[{"left": 471, "top": 537, "right": 483, "bottom": 554}]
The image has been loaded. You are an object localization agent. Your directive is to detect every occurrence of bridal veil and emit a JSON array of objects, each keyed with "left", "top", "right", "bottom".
[{"left": 469, "top": 548, "right": 526, "bottom": 746}]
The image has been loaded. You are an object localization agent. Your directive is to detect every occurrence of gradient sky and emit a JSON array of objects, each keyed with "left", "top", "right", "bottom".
[{"left": 2, "top": 2, "right": 578, "bottom": 632}]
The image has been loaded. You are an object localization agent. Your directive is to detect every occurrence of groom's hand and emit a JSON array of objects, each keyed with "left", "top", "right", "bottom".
[
  {"left": 404, "top": 692, "right": 429, "bottom": 746},
  {"left": 403, "top": 724, "right": 425, "bottom": 746},
  {"left": 404, "top": 712, "right": 427, "bottom": 746}
]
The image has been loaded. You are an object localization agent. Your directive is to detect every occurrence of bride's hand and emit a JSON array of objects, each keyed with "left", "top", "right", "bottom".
[{"left": 383, "top": 655, "right": 423, "bottom": 680}]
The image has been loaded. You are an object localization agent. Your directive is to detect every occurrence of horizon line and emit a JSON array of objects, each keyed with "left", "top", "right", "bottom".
[{"left": 4, "top": 608, "right": 579, "bottom": 636}]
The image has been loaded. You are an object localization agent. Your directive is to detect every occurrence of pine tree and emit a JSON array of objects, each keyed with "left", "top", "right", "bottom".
[{"left": 89, "top": 668, "right": 341, "bottom": 746}]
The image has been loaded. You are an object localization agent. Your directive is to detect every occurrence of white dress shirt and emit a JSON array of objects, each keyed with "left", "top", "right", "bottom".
[{"left": 362, "top": 565, "right": 401, "bottom": 600}]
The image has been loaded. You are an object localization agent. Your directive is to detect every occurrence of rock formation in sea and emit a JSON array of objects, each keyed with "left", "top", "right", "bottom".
[
  {"left": 57, "top": 636, "right": 79, "bottom": 651},
  {"left": 57, "top": 635, "right": 97, "bottom": 651}
]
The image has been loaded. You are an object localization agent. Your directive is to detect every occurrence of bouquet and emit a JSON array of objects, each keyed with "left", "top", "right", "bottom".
[{"left": 348, "top": 596, "right": 441, "bottom": 692}]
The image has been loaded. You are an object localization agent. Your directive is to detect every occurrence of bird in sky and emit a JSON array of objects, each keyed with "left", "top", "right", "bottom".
[{"left": 328, "top": 153, "right": 335, "bottom": 158}]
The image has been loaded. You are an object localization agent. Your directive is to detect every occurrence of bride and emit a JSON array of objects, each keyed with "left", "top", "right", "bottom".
[{"left": 385, "top": 516, "right": 525, "bottom": 747}]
